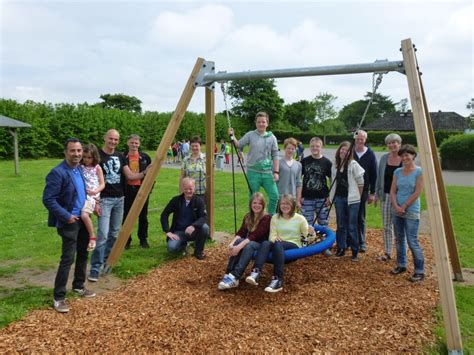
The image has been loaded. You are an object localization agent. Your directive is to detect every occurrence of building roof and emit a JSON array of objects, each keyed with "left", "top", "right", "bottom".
[
  {"left": 363, "top": 111, "right": 468, "bottom": 131},
  {"left": 0, "top": 115, "right": 32, "bottom": 128}
]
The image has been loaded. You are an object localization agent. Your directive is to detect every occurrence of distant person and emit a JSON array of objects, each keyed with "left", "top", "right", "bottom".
[
  {"left": 43, "top": 138, "right": 96, "bottom": 313},
  {"left": 218, "top": 192, "right": 271, "bottom": 290},
  {"left": 123, "top": 134, "right": 152, "bottom": 249},
  {"left": 225, "top": 141, "right": 231, "bottom": 164},
  {"left": 79, "top": 143, "right": 105, "bottom": 252},
  {"left": 161, "top": 177, "right": 209, "bottom": 260},
  {"left": 181, "top": 140, "right": 190, "bottom": 159},
  {"left": 228, "top": 112, "right": 280, "bottom": 214},
  {"left": 277, "top": 137, "right": 302, "bottom": 201},
  {"left": 329, "top": 141, "right": 365, "bottom": 262},
  {"left": 88, "top": 129, "right": 148, "bottom": 282},
  {"left": 374, "top": 133, "right": 403, "bottom": 262},
  {"left": 296, "top": 141, "right": 304, "bottom": 161},
  {"left": 390, "top": 144, "right": 425, "bottom": 282},
  {"left": 181, "top": 136, "right": 206, "bottom": 201},
  {"left": 353, "top": 130, "right": 377, "bottom": 252}
]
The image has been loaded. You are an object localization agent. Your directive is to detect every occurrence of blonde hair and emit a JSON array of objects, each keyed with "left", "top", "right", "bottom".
[
  {"left": 284, "top": 137, "right": 298, "bottom": 148},
  {"left": 277, "top": 194, "right": 297, "bottom": 218},
  {"left": 244, "top": 192, "right": 267, "bottom": 232}
]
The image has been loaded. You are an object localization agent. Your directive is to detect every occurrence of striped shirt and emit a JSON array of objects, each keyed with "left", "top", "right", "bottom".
[{"left": 269, "top": 213, "right": 308, "bottom": 247}]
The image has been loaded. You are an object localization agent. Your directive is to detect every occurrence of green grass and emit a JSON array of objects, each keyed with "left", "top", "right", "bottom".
[{"left": 0, "top": 158, "right": 473, "bottom": 352}]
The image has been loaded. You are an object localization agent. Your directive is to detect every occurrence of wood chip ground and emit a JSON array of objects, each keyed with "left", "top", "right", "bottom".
[{"left": 0, "top": 229, "right": 439, "bottom": 353}]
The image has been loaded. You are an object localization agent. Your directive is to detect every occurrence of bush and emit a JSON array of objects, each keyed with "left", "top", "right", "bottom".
[{"left": 439, "top": 134, "right": 474, "bottom": 170}]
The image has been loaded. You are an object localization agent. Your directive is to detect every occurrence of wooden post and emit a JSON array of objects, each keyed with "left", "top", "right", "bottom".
[
  {"left": 105, "top": 58, "right": 206, "bottom": 270},
  {"left": 401, "top": 38, "right": 463, "bottom": 352},
  {"left": 205, "top": 87, "right": 215, "bottom": 239},
  {"left": 9, "top": 129, "right": 20, "bottom": 175},
  {"left": 418, "top": 79, "right": 463, "bottom": 281}
]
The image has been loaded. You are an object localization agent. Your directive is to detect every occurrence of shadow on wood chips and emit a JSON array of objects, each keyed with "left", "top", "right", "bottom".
[{"left": 0, "top": 229, "right": 438, "bottom": 353}]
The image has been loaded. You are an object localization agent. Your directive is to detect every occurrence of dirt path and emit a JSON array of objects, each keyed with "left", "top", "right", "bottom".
[{"left": 0, "top": 229, "right": 442, "bottom": 353}]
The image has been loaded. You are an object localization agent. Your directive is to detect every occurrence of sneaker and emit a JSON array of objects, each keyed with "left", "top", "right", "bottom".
[
  {"left": 245, "top": 269, "right": 260, "bottom": 286},
  {"left": 87, "top": 274, "right": 99, "bottom": 282},
  {"left": 323, "top": 249, "right": 332, "bottom": 257},
  {"left": 351, "top": 255, "right": 359, "bottom": 262},
  {"left": 217, "top": 274, "right": 239, "bottom": 290},
  {"left": 73, "top": 288, "right": 96, "bottom": 298},
  {"left": 359, "top": 246, "right": 366, "bottom": 253},
  {"left": 194, "top": 252, "right": 206, "bottom": 260},
  {"left": 264, "top": 276, "right": 283, "bottom": 293},
  {"left": 391, "top": 266, "right": 407, "bottom": 275},
  {"left": 410, "top": 273, "right": 425, "bottom": 282},
  {"left": 140, "top": 240, "right": 150, "bottom": 249},
  {"left": 53, "top": 299, "right": 69, "bottom": 313},
  {"left": 335, "top": 249, "right": 345, "bottom": 258}
]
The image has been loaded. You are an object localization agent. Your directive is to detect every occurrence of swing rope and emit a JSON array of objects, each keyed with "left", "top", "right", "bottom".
[
  {"left": 221, "top": 82, "right": 254, "bottom": 234},
  {"left": 312, "top": 72, "right": 385, "bottom": 226}
]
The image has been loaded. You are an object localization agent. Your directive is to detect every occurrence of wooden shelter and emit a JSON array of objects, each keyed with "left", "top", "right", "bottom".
[{"left": 0, "top": 115, "right": 31, "bottom": 175}]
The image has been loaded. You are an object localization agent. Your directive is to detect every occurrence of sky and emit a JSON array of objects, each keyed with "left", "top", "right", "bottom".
[{"left": 1, "top": 0, "right": 472, "bottom": 117}]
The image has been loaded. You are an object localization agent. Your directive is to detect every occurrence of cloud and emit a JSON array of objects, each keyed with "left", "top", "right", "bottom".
[{"left": 150, "top": 4, "right": 234, "bottom": 51}]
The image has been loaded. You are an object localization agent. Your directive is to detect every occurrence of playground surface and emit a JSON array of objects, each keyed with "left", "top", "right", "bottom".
[{"left": 0, "top": 229, "right": 439, "bottom": 353}]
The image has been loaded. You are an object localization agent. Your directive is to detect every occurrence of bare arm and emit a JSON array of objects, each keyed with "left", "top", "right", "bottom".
[
  {"left": 390, "top": 175, "right": 404, "bottom": 215},
  {"left": 228, "top": 127, "right": 239, "bottom": 148},
  {"left": 123, "top": 165, "right": 145, "bottom": 180}
]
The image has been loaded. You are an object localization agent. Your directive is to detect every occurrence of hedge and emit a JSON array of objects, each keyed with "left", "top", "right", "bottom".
[
  {"left": 439, "top": 134, "right": 474, "bottom": 170},
  {"left": 272, "top": 129, "right": 463, "bottom": 147},
  {"left": 0, "top": 99, "right": 235, "bottom": 159}
]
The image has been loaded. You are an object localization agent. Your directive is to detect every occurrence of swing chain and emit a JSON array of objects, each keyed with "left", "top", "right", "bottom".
[
  {"left": 220, "top": 82, "right": 233, "bottom": 129},
  {"left": 357, "top": 72, "right": 384, "bottom": 131}
]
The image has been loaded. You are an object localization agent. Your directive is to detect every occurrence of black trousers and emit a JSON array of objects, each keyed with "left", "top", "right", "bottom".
[
  {"left": 123, "top": 185, "right": 150, "bottom": 243},
  {"left": 54, "top": 220, "right": 89, "bottom": 300}
]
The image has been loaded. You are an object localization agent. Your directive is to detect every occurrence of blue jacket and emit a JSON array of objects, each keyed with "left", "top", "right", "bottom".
[
  {"left": 354, "top": 146, "right": 378, "bottom": 194},
  {"left": 42, "top": 160, "right": 86, "bottom": 228}
]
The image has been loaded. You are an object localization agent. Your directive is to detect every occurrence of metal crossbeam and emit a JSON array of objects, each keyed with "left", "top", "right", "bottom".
[{"left": 198, "top": 60, "right": 404, "bottom": 86}]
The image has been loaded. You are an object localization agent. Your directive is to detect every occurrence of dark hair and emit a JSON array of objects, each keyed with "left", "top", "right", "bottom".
[
  {"left": 190, "top": 136, "right": 202, "bottom": 145},
  {"left": 335, "top": 141, "right": 353, "bottom": 170},
  {"left": 398, "top": 144, "right": 417, "bottom": 158},
  {"left": 64, "top": 137, "right": 81, "bottom": 151},
  {"left": 82, "top": 143, "right": 100, "bottom": 165}
]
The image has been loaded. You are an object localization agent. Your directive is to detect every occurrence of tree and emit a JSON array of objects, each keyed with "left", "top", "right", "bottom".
[
  {"left": 98, "top": 93, "right": 142, "bottom": 113},
  {"left": 467, "top": 98, "right": 474, "bottom": 128},
  {"left": 396, "top": 98, "right": 410, "bottom": 112},
  {"left": 313, "top": 92, "right": 338, "bottom": 123},
  {"left": 338, "top": 92, "right": 396, "bottom": 130},
  {"left": 284, "top": 100, "right": 316, "bottom": 131},
  {"left": 226, "top": 79, "right": 284, "bottom": 126}
]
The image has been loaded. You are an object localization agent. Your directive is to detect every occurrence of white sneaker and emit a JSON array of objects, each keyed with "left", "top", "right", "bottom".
[
  {"left": 245, "top": 269, "right": 260, "bottom": 286},
  {"left": 53, "top": 299, "right": 69, "bottom": 313},
  {"left": 218, "top": 274, "right": 239, "bottom": 290}
]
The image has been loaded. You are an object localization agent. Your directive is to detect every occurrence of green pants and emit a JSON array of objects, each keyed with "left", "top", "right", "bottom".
[{"left": 247, "top": 170, "right": 279, "bottom": 214}]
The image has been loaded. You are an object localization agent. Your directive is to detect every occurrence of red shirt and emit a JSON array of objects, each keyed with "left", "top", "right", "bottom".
[{"left": 236, "top": 214, "right": 271, "bottom": 243}]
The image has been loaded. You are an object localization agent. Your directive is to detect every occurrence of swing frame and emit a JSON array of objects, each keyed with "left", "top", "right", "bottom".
[{"left": 104, "top": 38, "right": 463, "bottom": 353}]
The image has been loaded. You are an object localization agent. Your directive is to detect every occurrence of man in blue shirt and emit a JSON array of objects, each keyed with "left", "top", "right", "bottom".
[{"left": 43, "top": 138, "right": 96, "bottom": 313}]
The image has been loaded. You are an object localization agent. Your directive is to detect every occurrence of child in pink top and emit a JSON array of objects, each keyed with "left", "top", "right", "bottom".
[{"left": 80, "top": 144, "right": 105, "bottom": 251}]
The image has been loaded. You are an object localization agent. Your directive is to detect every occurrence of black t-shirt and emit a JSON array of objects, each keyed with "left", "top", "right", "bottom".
[
  {"left": 99, "top": 150, "right": 126, "bottom": 198},
  {"left": 384, "top": 163, "right": 402, "bottom": 194},
  {"left": 335, "top": 168, "right": 349, "bottom": 197},
  {"left": 301, "top": 155, "right": 332, "bottom": 198}
]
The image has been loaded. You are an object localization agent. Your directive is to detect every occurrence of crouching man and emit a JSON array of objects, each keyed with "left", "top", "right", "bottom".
[{"left": 160, "top": 177, "right": 209, "bottom": 260}]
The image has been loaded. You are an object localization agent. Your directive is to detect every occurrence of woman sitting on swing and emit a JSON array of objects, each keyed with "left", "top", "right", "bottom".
[
  {"left": 218, "top": 192, "right": 271, "bottom": 290},
  {"left": 245, "top": 194, "right": 314, "bottom": 293}
]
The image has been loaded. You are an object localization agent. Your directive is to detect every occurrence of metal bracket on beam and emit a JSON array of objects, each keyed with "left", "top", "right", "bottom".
[{"left": 194, "top": 60, "right": 215, "bottom": 90}]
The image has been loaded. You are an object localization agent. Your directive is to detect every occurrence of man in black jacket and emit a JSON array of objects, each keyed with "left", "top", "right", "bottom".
[{"left": 160, "top": 177, "right": 209, "bottom": 260}]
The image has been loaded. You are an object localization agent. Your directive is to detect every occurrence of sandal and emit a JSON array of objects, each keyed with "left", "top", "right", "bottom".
[{"left": 377, "top": 254, "right": 391, "bottom": 262}]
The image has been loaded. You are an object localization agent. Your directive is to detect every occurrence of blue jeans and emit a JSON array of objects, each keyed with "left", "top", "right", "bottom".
[
  {"left": 253, "top": 240, "right": 298, "bottom": 278},
  {"left": 90, "top": 196, "right": 124, "bottom": 277},
  {"left": 357, "top": 190, "right": 368, "bottom": 250},
  {"left": 226, "top": 239, "right": 261, "bottom": 279},
  {"left": 334, "top": 196, "right": 360, "bottom": 255},
  {"left": 393, "top": 215, "right": 424, "bottom": 274},
  {"left": 167, "top": 224, "right": 209, "bottom": 255}
]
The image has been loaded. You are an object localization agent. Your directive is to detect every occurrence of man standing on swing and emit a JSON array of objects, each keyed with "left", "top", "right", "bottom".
[{"left": 229, "top": 112, "right": 280, "bottom": 214}]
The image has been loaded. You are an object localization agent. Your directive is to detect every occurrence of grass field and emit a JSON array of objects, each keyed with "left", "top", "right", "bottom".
[{"left": 0, "top": 158, "right": 472, "bottom": 351}]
